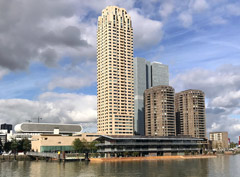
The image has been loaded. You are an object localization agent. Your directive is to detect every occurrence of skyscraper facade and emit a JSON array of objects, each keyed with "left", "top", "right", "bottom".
[
  {"left": 134, "top": 57, "right": 169, "bottom": 135},
  {"left": 175, "top": 89, "right": 206, "bottom": 138},
  {"left": 151, "top": 62, "right": 169, "bottom": 87},
  {"left": 144, "top": 85, "right": 176, "bottom": 136},
  {"left": 97, "top": 6, "right": 134, "bottom": 135}
]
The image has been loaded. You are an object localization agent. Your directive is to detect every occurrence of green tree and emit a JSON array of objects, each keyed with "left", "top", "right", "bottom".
[
  {"left": 72, "top": 138, "right": 98, "bottom": 160},
  {"left": 23, "top": 139, "right": 31, "bottom": 153},
  {"left": 132, "top": 152, "right": 139, "bottom": 157},
  {"left": 230, "top": 142, "right": 237, "bottom": 149},
  {"left": 11, "top": 139, "right": 19, "bottom": 154},
  {"left": 17, "top": 139, "right": 24, "bottom": 152},
  {"left": 0, "top": 139, "right": 3, "bottom": 152},
  {"left": 89, "top": 141, "right": 98, "bottom": 153},
  {"left": 72, "top": 138, "right": 85, "bottom": 153},
  {"left": 3, "top": 142, "right": 12, "bottom": 152}
]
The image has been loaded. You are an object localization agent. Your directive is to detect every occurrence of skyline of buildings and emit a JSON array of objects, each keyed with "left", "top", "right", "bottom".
[
  {"left": 0, "top": 6, "right": 207, "bottom": 141},
  {"left": 96, "top": 6, "right": 206, "bottom": 138},
  {"left": 97, "top": 6, "right": 134, "bottom": 135}
]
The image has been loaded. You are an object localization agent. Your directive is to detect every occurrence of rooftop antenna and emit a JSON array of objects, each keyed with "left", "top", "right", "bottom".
[{"left": 33, "top": 117, "right": 43, "bottom": 123}]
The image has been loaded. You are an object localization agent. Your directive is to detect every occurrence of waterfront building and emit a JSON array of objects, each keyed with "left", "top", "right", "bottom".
[
  {"left": 1, "top": 123, "right": 12, "bottom": 133},
  {"left": 134, "top": 58, "right": 169, "bottom": 135},
  {"left": 0, "top": 133, "right": 7, "bottom": 146},
  {"left": 175, "top": 90, "right": 206, "bottom": 138},
  {"left": 31, "top": 133, "right": 101, "bottom": 152},
  {"left": 96, "top": 135, "right": 205, "bottom": 157},
  {"left": 0, "top": 129, "right": 13, "bottom": 142},
  {"left": 144, "top": 85, "right": 176, "bottom": 136},
  {"left": 12, "top": 122, "right": 82, "bottom": 141},
  {"left": 97, "top": 6, "right": 134, "bottom": 135},
  {"left": 15, "top": 122, "right": 82, "bottom": 134},
  {"left": 209, "top": 132, "right": 228, "bottom": 150}
]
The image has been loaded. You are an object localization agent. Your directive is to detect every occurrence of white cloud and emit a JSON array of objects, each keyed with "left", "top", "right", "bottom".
[
  {"left": 129, "top": 9, "right": 163, "bottom": 49},
  {"left": 211, "top": 16, "right": 227, "bottom": 25},
  {"left": 211, "top": 90, "right": 240, "bottom": 108},
  {"left": 48, "top": 76, "right": 96, "bottom": 90},
  {"left": 0, "top": 0, "right": 98, "bottom": 70},
  {"left": 171, "top": 65, "right": 240, "bottom": 99},
  {"left": 0, "top": 67, "right": 9, "bottom": 80},
  {"left": 178, "top": 11, "right": 193, "bottom": 27},
  {"left": 190, "top": 0, "right": 209, "bottom": 12},
  {"left": 159, "top": 2, "right": 174, "bottom": 18},
  {"left": 0, "top": 92, "right": 97, "bottom": 127},
  {"left": 48, "top": 62, "right": 96, "bottom": 90},
  {"left": 226, "top": 3, "right": 240, "bottom": 16}
]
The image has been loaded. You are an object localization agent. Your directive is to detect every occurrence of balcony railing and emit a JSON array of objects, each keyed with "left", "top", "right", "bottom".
[
  {"left": 97, "top": 148, "right": 200, "bottom": 153},
  {"left": 96, "top": 142, "right": 202, "bottom": 146}
]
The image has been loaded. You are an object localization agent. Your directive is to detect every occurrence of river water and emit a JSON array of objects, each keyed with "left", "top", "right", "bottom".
[{"left": 0, "top": 155, "right": 240, "bottom": 177}]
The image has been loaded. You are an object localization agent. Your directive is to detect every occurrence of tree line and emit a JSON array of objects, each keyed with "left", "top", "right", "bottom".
[
  {"left": 0, "top": 138, "right": 31, "bottom": 154},
  {"left": 72, "top": 138, "right": 98, "bottom": 153}
]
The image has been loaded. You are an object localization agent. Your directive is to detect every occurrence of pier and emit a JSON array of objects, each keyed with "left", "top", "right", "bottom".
[{"left": 26, "top": 152, "right": 85, "bottom": 161}]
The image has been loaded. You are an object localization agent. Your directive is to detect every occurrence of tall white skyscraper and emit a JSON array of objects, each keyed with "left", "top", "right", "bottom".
[{"left": 97, "top": 6, "right": 134, "bottom": 135}]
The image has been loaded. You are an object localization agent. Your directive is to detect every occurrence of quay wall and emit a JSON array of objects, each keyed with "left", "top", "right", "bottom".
[{"left": 90, "top": 155, "right": 217, "bottom": 162}]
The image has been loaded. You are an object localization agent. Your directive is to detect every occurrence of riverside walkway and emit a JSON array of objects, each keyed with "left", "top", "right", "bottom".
[{"left": 26, "top": 152, "right": 85, "bottom": 161}]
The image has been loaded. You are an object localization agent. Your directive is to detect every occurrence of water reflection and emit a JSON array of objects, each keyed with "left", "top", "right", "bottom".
[{"left": 0, "top": 155, "right": 240, "bottom": 177}]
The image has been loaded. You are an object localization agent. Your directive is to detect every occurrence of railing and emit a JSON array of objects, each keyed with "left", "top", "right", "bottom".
[
  {"left": 26, "top": 152, "right": 85, "bottom": 160},
  {"left": 96, "top": 142, "right": 202, "bottom": 146},
  {"left": 26, "top": 152, "right": 59, "bottom": 159},
  {"left": 98, "top": 148, "right": 201, "bottom": 153}
]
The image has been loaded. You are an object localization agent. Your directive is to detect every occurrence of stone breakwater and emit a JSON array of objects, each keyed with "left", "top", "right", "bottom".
[{"left": 90, "top": 155, "right": 217, "bottom": 162}]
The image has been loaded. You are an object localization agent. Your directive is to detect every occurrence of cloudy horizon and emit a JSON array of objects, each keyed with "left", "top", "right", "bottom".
[{"left": 0, "top": 0, "right": 240, "bottom": 141}]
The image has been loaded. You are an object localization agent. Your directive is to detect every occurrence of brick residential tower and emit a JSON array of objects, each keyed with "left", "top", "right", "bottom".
[{"left": 175, "top": 89, "right": 206, "bottom": 138}]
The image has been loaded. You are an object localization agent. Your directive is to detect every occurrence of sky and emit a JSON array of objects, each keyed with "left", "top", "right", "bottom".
[{"left": 0, "top": 0, "right": 240, "bottom": 141}]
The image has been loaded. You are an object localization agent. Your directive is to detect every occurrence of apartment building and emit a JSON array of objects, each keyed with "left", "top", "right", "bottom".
[
  {"left": 97, "top": 6, "right": 134, "bottom": 135},
  {"left": 175, "top": 90, "right": 206, "bottom": 138},
  {"left": 209, "top": 132, "right": 228, "bottom": 150},
  {"left": 145, "top": 85, "right": 176, "bottom": 136}
]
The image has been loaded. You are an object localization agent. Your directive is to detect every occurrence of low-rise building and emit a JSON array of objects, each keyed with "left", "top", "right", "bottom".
[
  {"left": 209, "top": 132, "right": 228, "bottom": 150},
  {"left": 31, "top": 133, "right": 101, "bottom": 152},
  {"left": 96, "top": 135, "right": 206, "bottom": 157},
  {"left": 0, "top": 129, "right": 13, "bottom": 142}
]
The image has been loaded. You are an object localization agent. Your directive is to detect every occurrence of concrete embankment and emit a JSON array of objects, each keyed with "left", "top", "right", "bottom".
[
  {"left": 90, "top": 155, "right": 217, "bottom": 162},
  {"left": 0, "top": 155, "right": 32, "bottom": 161}
]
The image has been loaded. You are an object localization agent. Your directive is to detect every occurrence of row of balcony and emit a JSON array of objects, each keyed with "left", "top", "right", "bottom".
[{"left": 98, "top": 148, "right": 201, "bottom": 153}]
